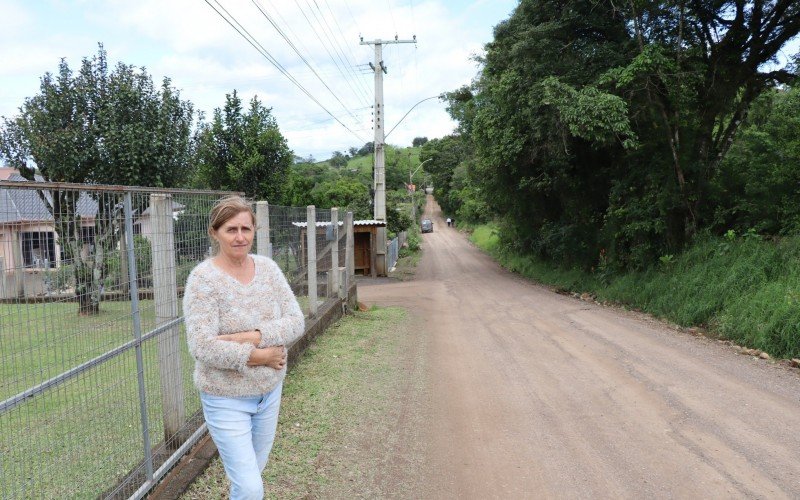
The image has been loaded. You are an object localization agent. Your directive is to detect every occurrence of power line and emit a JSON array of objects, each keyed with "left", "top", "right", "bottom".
[
  {"left": 203, "top": 0, "right": 366, "bottom": 142},
  {"left": 249, "top": 0, "right": 363, "bottom": 123},
  {"left": 386, "top": 0, "right": 398, "bottom": 36},
  {"left": 293, "top": 0, "right": 372, "bottom": 107},
  {"left": 263, "top": 0, "right": 372, "bottom": 108},
  {"left": 304, "top": 0, "right": 373, "bottom": 105},
  {"left": 321, "top": 0, "right": 375, "bottom": 98}
]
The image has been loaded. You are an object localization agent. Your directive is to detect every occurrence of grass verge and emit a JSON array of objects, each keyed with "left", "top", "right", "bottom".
[
  {"left": 469, "top": 222, "right": 800, "bottom": 359},
  {"left": 182, "top": 306, "right": 424, "bottom": 499}
]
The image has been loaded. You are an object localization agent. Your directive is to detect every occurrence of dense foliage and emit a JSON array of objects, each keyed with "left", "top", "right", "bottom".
[
  {"left": 0, "top": 45, "right": 194, "bottom": 314},
  {"left": 436, "top": 0, "right": 800, "bottom": 270},
  {"left": 193, "top": 90, "right": 293, "bottom": 203}
]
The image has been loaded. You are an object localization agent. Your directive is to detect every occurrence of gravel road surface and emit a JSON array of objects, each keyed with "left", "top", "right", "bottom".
[{"left": 358, "top": 196, "right": 800, "bottom": 499}]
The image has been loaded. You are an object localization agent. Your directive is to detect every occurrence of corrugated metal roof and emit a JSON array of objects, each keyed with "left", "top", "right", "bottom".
[
  {"left": 291, "top": 219, "right": 386, "bottom": 228},
  {"left": 0, "top": 189, "right": 22, "bottom": 223},
  {"left": 0, "top": 176, "right": 100, "bottom": 222}
]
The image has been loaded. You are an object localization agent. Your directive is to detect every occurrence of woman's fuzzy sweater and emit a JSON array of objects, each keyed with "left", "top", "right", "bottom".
[{"left": 183, "top": 255, "right": 305, "bottom": 397}]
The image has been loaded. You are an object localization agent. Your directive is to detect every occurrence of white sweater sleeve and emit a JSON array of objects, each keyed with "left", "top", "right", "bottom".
[
  {"left": 257, "top": 260, "right": 305, "bottom": 348},
  {"left": 184, "top": 270, "right": 254, "bottom": 371}
]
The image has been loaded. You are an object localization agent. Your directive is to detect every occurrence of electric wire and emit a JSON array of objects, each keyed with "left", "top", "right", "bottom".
[
  {"left": 293, "top": 0, "right": 372, "bottom": 107},
  {"left": 312, "top": 0, "right": 373, "bottom": 103},
  {"left": 386, "top": 0, "right": 398, "bottom": 36},
  {"left": 203, "top": 0, "right": 367, "bottom": 143},
  {"left": 305, "top": 0, "right": 373, "bottom": 105},
  {"left": 264, "top": 0, "right": 372, "bottom": 108},
  {"left": 321, "top": 0, "right": 375, "bottom": 98},
  {"left": 249, "top": 0, "right": 364, "bottom": 123}
]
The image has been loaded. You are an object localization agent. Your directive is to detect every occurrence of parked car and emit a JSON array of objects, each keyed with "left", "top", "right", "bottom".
[{"left": 421, "top": 219, "right": 434, "bottom": 233}]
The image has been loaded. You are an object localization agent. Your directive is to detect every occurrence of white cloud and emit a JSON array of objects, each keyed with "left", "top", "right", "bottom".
[{"left": 0, "top": 0, "right": 518, "bottom": 157}]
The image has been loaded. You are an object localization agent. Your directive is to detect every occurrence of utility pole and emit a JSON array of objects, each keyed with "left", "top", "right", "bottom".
[{"left": 360, "top": 35, "right": 416, "bottom": 276}]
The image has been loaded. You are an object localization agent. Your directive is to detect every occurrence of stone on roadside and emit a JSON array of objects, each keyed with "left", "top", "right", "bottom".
[
  {"left": 759, "top": 352, "right": 770, "bottom": 360},
  {"left": 791, "top": 359, "right": 800, "bottom": 368}
]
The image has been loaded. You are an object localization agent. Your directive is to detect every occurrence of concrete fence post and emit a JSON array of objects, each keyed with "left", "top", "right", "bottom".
[
  {"left": 345, "top": 211, "right": 354, "bottom": 281},
  {"left": 256, "top": 201, "right": 272, "bottom": 259},
  {"left": 307, "top": 205, "right": 317, "bottom": 317},
  {"left": 150, "top": 194, "right": 186, "bottom": 447},
  {"left": 330, "top": 208, "right": 339, "bottom": 299}
]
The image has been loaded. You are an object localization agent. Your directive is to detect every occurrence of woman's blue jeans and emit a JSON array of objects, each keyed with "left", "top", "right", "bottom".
[{"left": 200, "top": 383, "right": 282, "bottom": 500}]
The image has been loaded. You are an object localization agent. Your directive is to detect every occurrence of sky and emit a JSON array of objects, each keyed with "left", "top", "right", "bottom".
[{"left": 0, "top": 0, "right": 519, "bottom": 160}]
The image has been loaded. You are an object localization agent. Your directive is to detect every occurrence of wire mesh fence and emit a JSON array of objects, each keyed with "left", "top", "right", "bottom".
[{"left": 0, "top": 181, "right": 355, "bottom": 499}]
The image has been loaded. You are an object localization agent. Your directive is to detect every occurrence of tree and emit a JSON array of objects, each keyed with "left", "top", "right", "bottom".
[
  {"left": 387, "top": 205, "right": 413, "bottom": 235},
  {"left": 357, "top": 141, "right": 375, "bottom": 156},
  {"left": 329, "top": 150, "right": 348, "bottom": 168},
  {"left": 193, "top": 91, "right": 293, "bottom": 203},
  {"left": 451, "top": 0, "right": 800, "bottom": 268},
  {"left": 0, "top": 45, "right": 194, "bottom": 314},
  {"left": 419, "top": 135, "right": 473, "bottom": 216},
  {"left": 412, "top": 136, "right": 428, "bottom": 147},
  {"left": 310, "top": 178, "right": 372, "bottom": 219},
  {"left": 606, "top": 0, "right": 800, "bottom": 247},
  {"left": 284, "top": 162, "right": 339, "bottom": 206},
  {"left": 712, "top": 85, "right": 800, "bottom": 235}
]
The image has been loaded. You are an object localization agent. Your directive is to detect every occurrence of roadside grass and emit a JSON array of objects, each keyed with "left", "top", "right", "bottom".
[
  {"left": 470, "top": 223, "right": 800, "bottom": 359},
  {"left": 1, "top": 300, "right": 157, "bottom": 399},
  {"left": 390, "top": 233, "right": 422, "bottom": 281},
  {"left": 183, "top": 306, "right": 417, "bottom": 499}
]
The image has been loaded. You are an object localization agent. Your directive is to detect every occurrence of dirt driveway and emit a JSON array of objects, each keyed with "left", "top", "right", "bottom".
[{"left": 358, "top": 196, "right": 800, "bottom": 499}]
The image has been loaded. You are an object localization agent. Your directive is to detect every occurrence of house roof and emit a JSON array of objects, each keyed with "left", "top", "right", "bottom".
[
  {"left": 291, "top": 219, "right": 386, "bottom": 228},
  {"left": 0, "top": 176, "right": 99, "bottom": 223}
]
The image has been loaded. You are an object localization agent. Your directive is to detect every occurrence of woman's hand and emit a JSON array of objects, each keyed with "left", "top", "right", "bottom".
[{"left": 247, "top": 345, "right": 287, "bottom": 370}]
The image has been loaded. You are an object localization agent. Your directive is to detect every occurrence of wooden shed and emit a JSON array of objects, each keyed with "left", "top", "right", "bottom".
[
  {"left": 293, "top": 219, "right": 387, "bottom": 278},
  {"left": 353, "top": 220, "right": 386, "bottom": 277}
]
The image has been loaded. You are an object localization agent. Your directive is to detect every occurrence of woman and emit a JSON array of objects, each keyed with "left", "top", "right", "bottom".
[{"left": 183, "top": 196, "right": 304, "bottom": 499}]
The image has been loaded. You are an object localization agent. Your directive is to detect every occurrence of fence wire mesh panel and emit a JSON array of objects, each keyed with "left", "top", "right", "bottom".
[
  {"left": 269, "top": 205, "right": 308, "bottom": 316},
  {"left": 387, "top": 230, "right": 407, "bottom": 271},
  {"left": 0, "top": 182, "right": 229, "bottom": 499}
]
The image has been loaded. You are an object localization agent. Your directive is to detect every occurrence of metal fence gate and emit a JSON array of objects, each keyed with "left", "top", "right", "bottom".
[{"left": 0, "top": 181, "right": 352, "bottom": 498}]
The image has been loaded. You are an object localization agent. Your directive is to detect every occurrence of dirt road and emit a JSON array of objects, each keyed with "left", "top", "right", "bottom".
[{"left": 358, "top": 197, "right": 800, "bottom": 499}]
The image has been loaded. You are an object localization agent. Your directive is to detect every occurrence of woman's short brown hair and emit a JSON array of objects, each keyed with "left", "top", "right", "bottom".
[{"left": 208, "top": 196, "right": 255, "bottom": 254}]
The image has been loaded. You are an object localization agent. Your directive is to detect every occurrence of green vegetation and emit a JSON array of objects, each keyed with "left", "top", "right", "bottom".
[
  {"left": 284, "top": 143, "right": 425, "bottom": 236},
  {"left": 429, "top": 0, "right": 800, "bottom": 271},
  {"left": 193, "top": 90, "right": 293, "bottom": 203},
  {"left": 184, "top": 307, "right": 418, "bottom": 499},
  {"left": 0, "top": 44, "right": 195, "bottom": 315},
  {"left": 470, "top": 223, "right": 800, "bottom": 359}
]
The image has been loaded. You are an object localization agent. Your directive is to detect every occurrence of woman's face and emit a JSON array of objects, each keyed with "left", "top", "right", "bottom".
[{"left": 213, "top": 211, "right": 254, "bottom": 260}]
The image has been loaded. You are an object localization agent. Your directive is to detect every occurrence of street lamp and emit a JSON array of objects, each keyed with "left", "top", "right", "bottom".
[
  {"left": 409, "top": 158, "right": 432, "bottom": 222},
  {"left": 384, "top": 94, "right": 445, "bottom": 140}
]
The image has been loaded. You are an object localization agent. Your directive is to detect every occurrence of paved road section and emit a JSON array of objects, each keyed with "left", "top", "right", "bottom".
[{"left": 359, "top": 196, "right": 800, "bottom": 499}]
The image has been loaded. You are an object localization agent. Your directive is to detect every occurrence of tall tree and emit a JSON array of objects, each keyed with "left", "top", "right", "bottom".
[
  {"left": 454, "top": 0, "right": 800, "bottom": 268},
  {"left": 0, "top": 45, "right": 194, "bottom": 314},
  {"left": 193, "top": 91, "right": 293, "bottom": 203},
  {"left": 608, "top": 0, "right": 800, "bottom": 242}
]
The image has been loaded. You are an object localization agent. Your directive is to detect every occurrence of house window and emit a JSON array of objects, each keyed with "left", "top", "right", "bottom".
[{"left": 21, "top": 232, "right": 57, "bottom": 268}]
